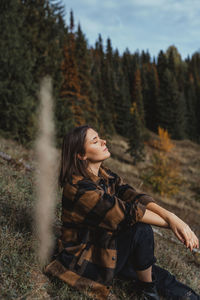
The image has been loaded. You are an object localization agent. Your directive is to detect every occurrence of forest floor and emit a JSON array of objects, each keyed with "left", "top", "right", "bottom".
[{"left": 0, "top": 132, "right": 200, "bottom": 299}]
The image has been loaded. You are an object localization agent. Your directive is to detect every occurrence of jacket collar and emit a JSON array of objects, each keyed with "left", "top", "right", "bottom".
[{"left": 87, "top": 165, "right": 114, "bottom": 184}]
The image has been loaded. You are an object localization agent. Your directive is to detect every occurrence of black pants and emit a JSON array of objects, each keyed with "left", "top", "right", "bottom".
[{"left": 114, "top": 222, "right": 200, "bottom": 300}]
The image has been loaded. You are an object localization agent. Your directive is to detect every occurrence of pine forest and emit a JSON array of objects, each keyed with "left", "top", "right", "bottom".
[{"left": 1, "top": 0, "right": 200, "bottom": 161}]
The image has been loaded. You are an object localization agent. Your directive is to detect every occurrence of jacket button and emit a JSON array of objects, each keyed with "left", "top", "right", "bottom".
[{"left": 112, "top": 256, "right": 116, "bottom": 261}]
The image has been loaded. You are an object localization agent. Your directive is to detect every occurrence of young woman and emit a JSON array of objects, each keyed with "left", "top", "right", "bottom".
[{"left": 45, "top": 125, "right": 199, "bottom": 300}]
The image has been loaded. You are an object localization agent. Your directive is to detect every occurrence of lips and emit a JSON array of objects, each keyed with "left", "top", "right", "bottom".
[{"left": 103, "top": 147, "right": 108, "bottom": 151}]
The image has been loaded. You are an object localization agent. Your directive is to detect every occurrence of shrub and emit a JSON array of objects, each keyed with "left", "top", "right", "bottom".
[{"left": 141, "top": 152, "right": 182, "bottom": 196}]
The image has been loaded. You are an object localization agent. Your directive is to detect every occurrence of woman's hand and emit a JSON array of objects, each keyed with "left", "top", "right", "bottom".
[
  {"left": 146, "top": 202, "right": 199, "bottom": 251},
  {"left": 168, "top": 213, "right": 199, "bottom": 251}
]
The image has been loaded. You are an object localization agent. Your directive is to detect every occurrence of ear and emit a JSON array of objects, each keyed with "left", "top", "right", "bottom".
[{"left": 77, "top": 153, "right": 87, "bottom": 161}]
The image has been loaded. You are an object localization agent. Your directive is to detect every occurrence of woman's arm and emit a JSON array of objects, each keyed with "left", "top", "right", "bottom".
[
  {"left": 140, "top": 209, "right": 169, "bottom": 228},
  {"left": 146, "top": 202, "right": 199, "bottom": 251},
  {"left": 107, "top": 167, "right": 199, "bottom": 251},
  {"left": 140, "top": 208, "right": 169, "bottom": 228}
]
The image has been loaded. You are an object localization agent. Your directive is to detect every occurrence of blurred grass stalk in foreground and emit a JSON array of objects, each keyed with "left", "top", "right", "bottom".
[{"left": 34, "top": 76, "right": 57, "bottom": 265}]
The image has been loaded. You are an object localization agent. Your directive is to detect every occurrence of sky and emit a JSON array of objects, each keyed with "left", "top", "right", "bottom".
[{"left": 62, "top": 0, "right": 200, "bottom": 60}]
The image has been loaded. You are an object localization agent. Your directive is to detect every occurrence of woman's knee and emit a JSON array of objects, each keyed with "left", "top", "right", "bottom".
[
  {"left": 132, "top": 222, "right": 153, "bottom": 235},
  {"left": 131, "top": 222, "right": 154, "bottom": 244}
]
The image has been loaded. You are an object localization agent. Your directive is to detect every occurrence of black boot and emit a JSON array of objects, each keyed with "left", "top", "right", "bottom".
[
  {"left": 135, "top": 278, "right": 160, "bottom": 300},
  {"left": 152, "top": 265, "right": 200, "bottom": 300}
]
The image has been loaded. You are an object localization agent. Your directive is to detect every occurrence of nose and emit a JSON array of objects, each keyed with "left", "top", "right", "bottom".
[{"left": 101, "top": 139, "right": 106, "bottom": 145}]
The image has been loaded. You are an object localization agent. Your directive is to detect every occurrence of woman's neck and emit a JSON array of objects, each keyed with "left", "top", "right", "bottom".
[{"left": 87, "top": 162, "right": 102, "bottom": 177}]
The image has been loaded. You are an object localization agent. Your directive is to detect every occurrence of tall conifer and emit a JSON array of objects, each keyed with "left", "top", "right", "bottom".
[
  {"left": 75, "top": 23, "right": 98, "bottom": 129},
  {"left": 0, "top": 0, "right": 36, "bottom": 145},
  {"left": 92, "top": 34, "right": 114, "bottom": 134},
  {"left": 113, "top": 50, "right": 131, "bottom": 136},
  {"left": 132, "top": 69, "right": 145, "bottom": 125},
  {"left": 126, "top": 103, "right": 145, "bottom": 164},
  {"left": 157, "top": 50, "right": 168, "bottom": 78},
  {"left": 185, "top": 73, "right": 197, "bottom": 140},
  {"left": 157, "top": 69, "right": 186, "bottom": 139},
  {"left": 142, "top": 64, "right": 160, "bottom": 132}
]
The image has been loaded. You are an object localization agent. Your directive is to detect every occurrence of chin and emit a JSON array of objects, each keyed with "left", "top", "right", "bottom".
[{"left": 103, "top": 151, "right": 111, "bottom": 160}]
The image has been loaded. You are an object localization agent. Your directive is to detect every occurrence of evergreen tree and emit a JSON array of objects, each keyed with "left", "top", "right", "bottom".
[
  {"left": 157, "top": 69, "right": 186, "bottom": 139},
  {"left": 22, "top": 0, "right": 65, "bottom": 81},
  {"left": 190, "top": 52, "right": 200, "bottom": 142},
  {"left": 157, "top": 50, "right": 168, "bottom": 79},
  {"left": 0, "top": 0, "right": 36, "bottom": 145},
  {"left": 21, "top": 0, "right": 66, "bottom": 145},
  {"left": 166, "top": 45, "right": 182, "bottom": 75},
  {"left": 185, "top": 75, "right": 198, "bottom": 141},
  {"left": 112, "top": 50, "right": 131, "bottom": 136},
  {"left": 103, "top": 38, "right": 115, "bottom": 130},
  {"left": 106, "top": 38, "right": 113, "bottom": 64},
  {"left": 126, "top": 103, "right": 145, "bottom": 164},
  {"left": 141, "top": 50, "right": 151, "bottom": 65},
  {"left": 166, "top": 45, "right": 187, "bottom": 94},
  {"left": 91, "top": 34, "right": 114, "bottom": 134},
  {"left": 131, "top": 69, "right": 145, "bottom": 125},
  {"left": 75, "top": 23, "right": 99, "bottom": 129},
  {"left": 142, "top": 63, "right": 160, "bottom": 132},
  {"left": 122, "top": 49, "right": 137, "bottom": 96}
]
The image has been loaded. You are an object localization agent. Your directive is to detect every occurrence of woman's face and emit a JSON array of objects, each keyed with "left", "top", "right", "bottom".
[{"left": 81, "top": 128, "right": 111, "bottom": 163}]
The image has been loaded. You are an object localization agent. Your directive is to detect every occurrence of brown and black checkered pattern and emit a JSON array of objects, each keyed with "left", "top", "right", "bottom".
[{"left": 45, "top": 165, "right": 155, "bottom": 299}]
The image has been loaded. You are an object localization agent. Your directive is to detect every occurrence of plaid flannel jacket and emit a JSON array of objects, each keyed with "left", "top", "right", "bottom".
[{"left": 45, "top": 165, "right": 155, "bottom": 299}]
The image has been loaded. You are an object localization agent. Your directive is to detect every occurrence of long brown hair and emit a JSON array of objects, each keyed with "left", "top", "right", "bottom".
[{"left": 59, "top": 125, "right": 94, "bottom": 188}]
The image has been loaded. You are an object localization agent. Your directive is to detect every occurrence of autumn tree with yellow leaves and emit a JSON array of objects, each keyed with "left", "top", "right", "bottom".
[{"left": 142, "top": 127, "right": 182, "bottom": 196}]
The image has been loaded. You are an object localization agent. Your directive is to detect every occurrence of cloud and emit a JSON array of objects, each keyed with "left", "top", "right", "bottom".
[{"left": 63, "top": 0, "right": 200, "bottom": 58}]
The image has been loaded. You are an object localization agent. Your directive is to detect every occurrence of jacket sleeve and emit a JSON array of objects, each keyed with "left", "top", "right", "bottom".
[
  {"left": 108, "top": 168, "right": 156, "bottom": 207},
  {"left": 62, "top": 179, "right": 147, "bottom": 232}
]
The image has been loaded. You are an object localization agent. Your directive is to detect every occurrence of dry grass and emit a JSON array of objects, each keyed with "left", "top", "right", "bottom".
[{"left": 0, "top": 132, "right": 200, "bottom": 299}]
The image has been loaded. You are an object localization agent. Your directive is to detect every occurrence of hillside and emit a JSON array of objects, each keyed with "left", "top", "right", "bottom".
[{"left": 0, "top": 133, "right": 200, "bottom": 299}]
